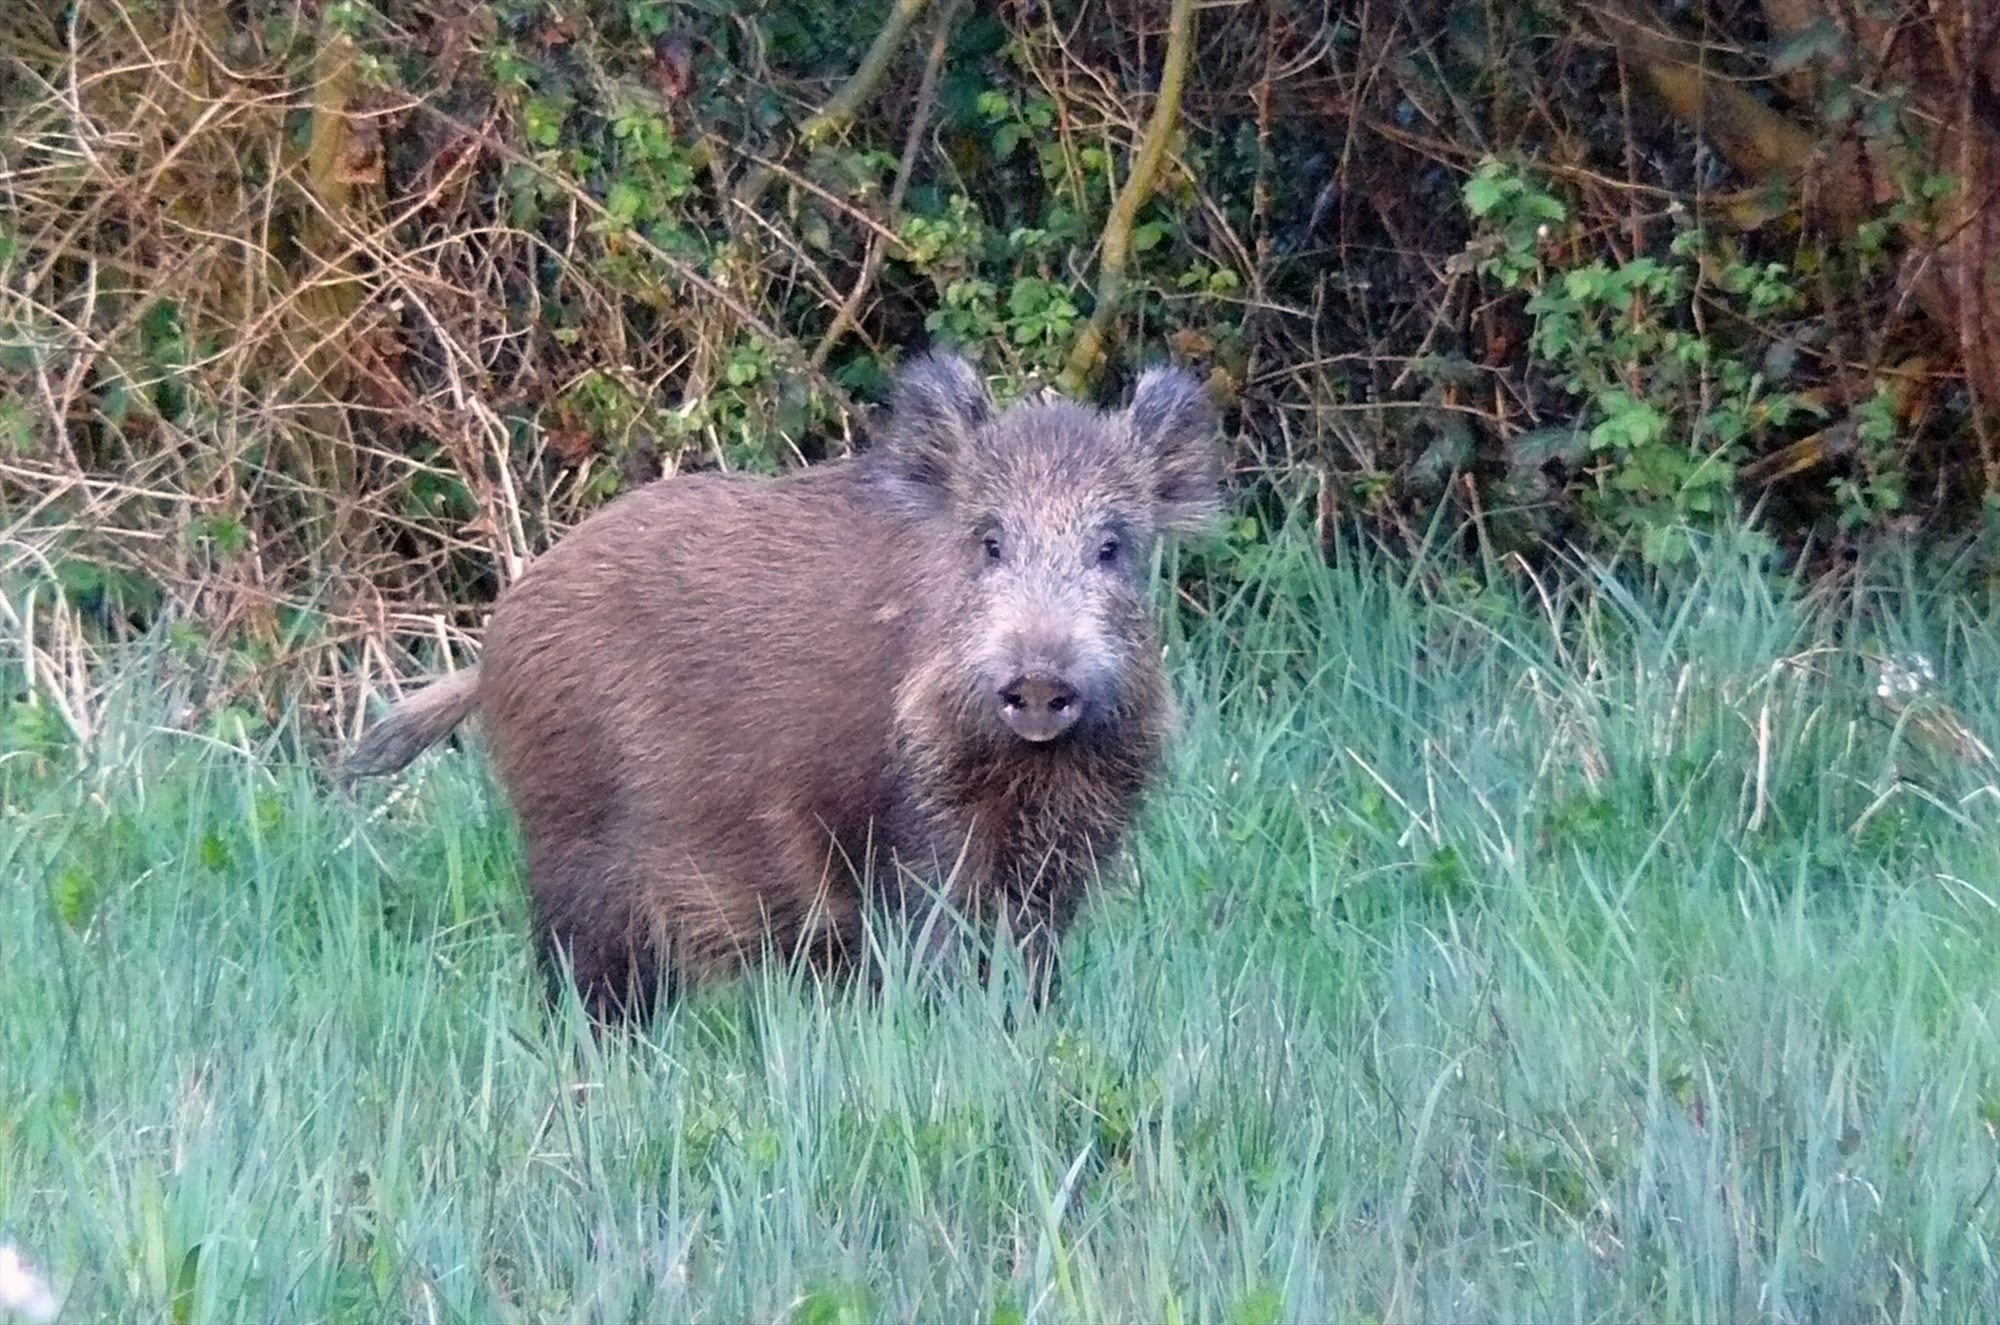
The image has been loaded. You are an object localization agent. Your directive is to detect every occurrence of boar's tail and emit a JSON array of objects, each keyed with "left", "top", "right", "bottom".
[{"left": 339, "top": 667, "right": 482, "bottom": 785}]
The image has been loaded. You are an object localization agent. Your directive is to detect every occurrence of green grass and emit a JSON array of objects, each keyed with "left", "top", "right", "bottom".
[{"left": 6, "top": 530, "right": 2000, "bottom": 1323}]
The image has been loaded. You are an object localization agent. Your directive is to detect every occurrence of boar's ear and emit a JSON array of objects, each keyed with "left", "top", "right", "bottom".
[
  {"left": 882, "top": 350, "right": 993, "bottom": 490},
  {"left": 1127, "top": 364, "right": 1223, "bottom": 536}
]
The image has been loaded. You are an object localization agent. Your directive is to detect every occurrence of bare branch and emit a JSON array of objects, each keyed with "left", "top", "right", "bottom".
[{"left": 812, "top": 0, "right": 964, "bottom": 372}]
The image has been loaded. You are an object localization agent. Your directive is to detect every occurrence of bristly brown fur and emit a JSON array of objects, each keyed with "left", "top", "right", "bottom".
[
  {"left": 342, "top": 350, "right": 1223, "bottom": 1020},
  {"left": 891, "top": 647, "right": 1169, "bottom": 997}
]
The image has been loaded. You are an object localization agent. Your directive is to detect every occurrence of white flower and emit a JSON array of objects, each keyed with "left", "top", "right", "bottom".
[
  {"left": 0, "top": 1245, "right": 60, "bottom": 1323},
  {"left": 1872, "top": 652, "right": 1935, "bottom": 700}
]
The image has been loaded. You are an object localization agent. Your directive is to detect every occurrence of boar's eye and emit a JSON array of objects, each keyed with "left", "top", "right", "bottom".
[
  {"left": 1095, "top": 535, "right": 1121, "bottom": 566},
  {"left": 982, "top": 532, "right": 1004, "bottom": 563}
]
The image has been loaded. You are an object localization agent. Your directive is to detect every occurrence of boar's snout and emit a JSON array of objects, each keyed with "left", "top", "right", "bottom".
[{"left": 998, "top": 671, "right": 1082, "bottom": 742}]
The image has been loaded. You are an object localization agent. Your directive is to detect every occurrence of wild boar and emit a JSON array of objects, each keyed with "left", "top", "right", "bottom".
[{"left": 342, "top": 351, "right": 1222, "bottom": 1017}]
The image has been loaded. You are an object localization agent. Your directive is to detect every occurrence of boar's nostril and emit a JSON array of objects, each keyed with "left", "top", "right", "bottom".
[{"left": 999, "top": 672, "right": 1082, "bottom": 742}]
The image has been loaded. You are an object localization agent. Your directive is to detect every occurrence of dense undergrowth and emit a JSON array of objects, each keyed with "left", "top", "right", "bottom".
[
  {"left": 4, "top": 531, "right": 1999, "bottom": 1322},
  {"left": 8, "top": 0, "right": 2000, "bottom": 749}
]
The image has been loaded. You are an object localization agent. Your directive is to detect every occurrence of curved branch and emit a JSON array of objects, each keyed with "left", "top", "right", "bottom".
[
  {"left": 1060, "top": 0, "right": 1198, "bottom": 391},
  {"left": 800, "top": 0, "right": 933, "bottom": 147},
  {"left": 732, "top": 0, "right": 932, "bottom": 213}
]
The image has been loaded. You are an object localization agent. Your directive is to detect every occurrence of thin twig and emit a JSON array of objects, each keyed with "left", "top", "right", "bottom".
[
  {"left": 409, "top": 102, "right": 855, "bottom": 414},
  {"left": 812, "top": 0, "right": 964, "bottom": 371}
]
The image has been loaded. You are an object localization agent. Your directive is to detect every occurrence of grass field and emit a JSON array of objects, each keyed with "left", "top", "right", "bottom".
[{"left": 5, "top": 530, "right": 2000, "bottom": 1323}]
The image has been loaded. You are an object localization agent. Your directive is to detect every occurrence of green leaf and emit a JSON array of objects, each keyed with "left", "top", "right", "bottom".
[
  {"left": 0, "top": 397, "right": 33, "bottom": 452},
  {"left": 1463, "top": 171, "right": 1507, "bottom": 218},
  {"left": 170, "top": 1243, "right": 202, "bottom": 1325},
  {"left": 1225, "top": 1283, "right": 1286, "bottom": 1325},
  {"left": 790, "top": 1280, "right": 872, "bottom": 1325},
  {"left": 605, "top": 180, "right": 644, "bottom": 224},
  {"left": 1006, "top": 276, "right": 1052, "bottom": 317},
  {"left": 1563, "top": 265, "right": 1607, "bottom": 302},
  {"left": 50, "top": 863, "right": 98, "bottom": 931},
  {"left": 1640, "top": 522, "right": 1692, "bottom": 567},
  {"left": 198, "top": 831, "right": 234, "bottom": 874},
  {"left": 190, "top": 516, "right": 249, "bottom": 556}
]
